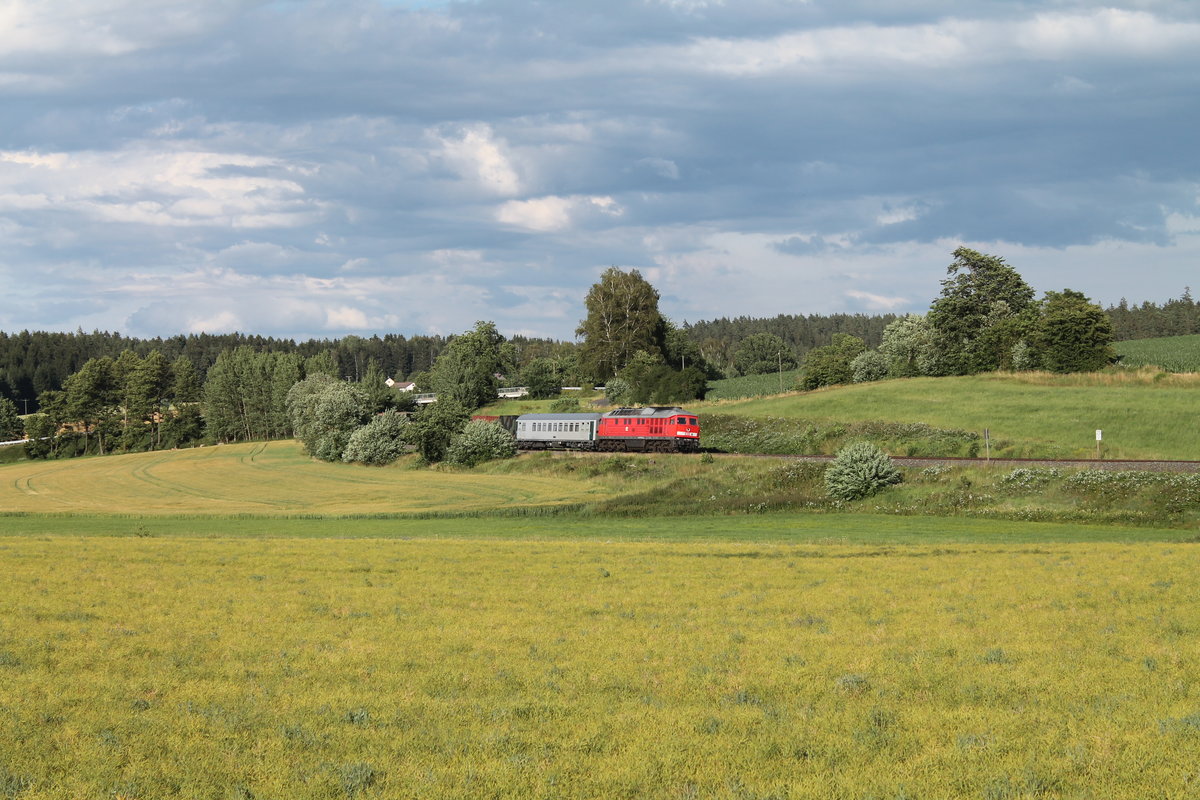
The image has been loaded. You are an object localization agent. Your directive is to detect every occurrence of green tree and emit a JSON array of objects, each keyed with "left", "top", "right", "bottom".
[
  {"left": 799, "top": 334, "right": 866, "bottom": 390},
  {"left": 0, "top": 396, "right": 22, "bottom": 441},
  {"left": 1031, "top": 290, "right": 1115, "bottom": 373},
  {"left": 927, "top": 247, "right": 1036, "bottom": 374},
  {"left": 521, "top": 358, "right": 562, "bottom": 400},
  {"left": 878, "top": 314, "right": 935, "bottom": 377},
  {"left": 733, "top": 333, "right": 795, "bottom": 376},
  {"left": 285, "top": 375, "right": 371, "bottom": 462},
  {"left": 406, "top": 399, "right": 470, "bottom": 462},
  {"left": 850, "top": 350, "right": 890, "bottom": 383},
  {"left": 63, "top": 357, "right": 118, "bottom": 454},
  {"left": 170, "top": 356, "right": 202, "bottom": 403},
  {"left": 428, "top": 321, "right": 515, "bottom": 410},
  {"left": 304, "top": 351, "right": 338, "bottom": 378},
  {"left": 23, "top": 413, "right": 55, "bottom": 458},
  {"left": 342, "top": 410, "right": 410, "bottom": 466},
  {"left": 28, "top": 389, "right": 66, "bottom": 458},
  {"left": 125, "top": 350, "right": 171, "bottom": 449},
  {"left": 576, "top": 267, "right": 667, "bottom": 382},
  {"left": 361, "top": 360, "right": 396, "bottom": 414},
  {"left": 204, "top": 348, "right": 298, "bottom": 442}
]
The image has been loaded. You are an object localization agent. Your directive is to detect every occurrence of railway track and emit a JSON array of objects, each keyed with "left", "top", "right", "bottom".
[
  {"left": 518, "top": 448, "right": 1200, "bottom": 472},
  {"left": 706, "top": 452, "right": 1200, "bottom": 472}
]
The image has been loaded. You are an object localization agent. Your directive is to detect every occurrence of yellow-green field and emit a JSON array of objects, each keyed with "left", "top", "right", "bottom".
[
  {"left": 2, "top": 536, "right": 1198, "bottom": 798},
  {"left": 0, "top": 441, "right": 596, "bottom": 515}
]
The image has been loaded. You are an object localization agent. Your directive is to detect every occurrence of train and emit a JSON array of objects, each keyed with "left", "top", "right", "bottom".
[{"left": 504, "top": 406, "right": 701, "bottom": 453}]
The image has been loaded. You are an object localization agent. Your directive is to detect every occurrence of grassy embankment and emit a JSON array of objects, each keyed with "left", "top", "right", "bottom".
[
  {"left": 3, "top": 439, "right": 1200, "bottom": 530},
  {"left": 702, "top": 370, "right": 1200, "bottom": 460}
]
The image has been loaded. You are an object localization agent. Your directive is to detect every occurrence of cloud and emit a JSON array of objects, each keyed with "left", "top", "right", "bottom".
[
  {"left": 845, "top": 290, "right": 910, "bottom": 311},
  {"left": 495, "top": 194, "right": 623, "bottom": 231},
  {"left": 0, "top": 147, "right": 322, "bottom": 229},
  {"left": 432, "top": 123, "right": 522, "bottom": 196},
  {"left": 2, "top": 0, "right": 1200, "bottom": 342}
]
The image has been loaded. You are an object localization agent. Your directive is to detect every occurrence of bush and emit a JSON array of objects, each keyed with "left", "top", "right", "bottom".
[
  {"left": 824, "top": 442, "right": 902, "bottom": 501},
  {"left": 406, "top": 400, "right": 470, "bottom": 462},
  {"left": 604, "top": 378, "right": 631, "bottom": 406},
  {"left": 342, "top": 411, "right": 410, "bottom": 465},
  {"left": 549, "top": 398, "right": 581, "bottom": 412},
  {"left": 446, "top": 420, "right": 517, "bottom": 467},
  {"left": 850, "top": 350, "right": 890, "bottom": 383}
]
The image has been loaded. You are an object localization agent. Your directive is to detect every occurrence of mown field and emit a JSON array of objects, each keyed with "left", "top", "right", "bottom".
[
  {"left": 705, "top": 371, "right": 1200, "bottom": 460},
  {"left": 2, "top": 535, "right": 1198, "bottom": 799},
  {"left": 0, "top": 441, "right": 598, "bottom": 516},
  {"left": 1115, "top": 334, "right": 1200, "bottom": 372}
]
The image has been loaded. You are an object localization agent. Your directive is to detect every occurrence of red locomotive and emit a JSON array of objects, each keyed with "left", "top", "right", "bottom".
[{"left": 513, "top": 406, "right": 700, "bottom": 453}]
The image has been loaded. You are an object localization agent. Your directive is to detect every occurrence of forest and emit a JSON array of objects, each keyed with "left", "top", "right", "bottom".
[{"left": 0, "top": 285, "right": 1194, "bottom": 413}]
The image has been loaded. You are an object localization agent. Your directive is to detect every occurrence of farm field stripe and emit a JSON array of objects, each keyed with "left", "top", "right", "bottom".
[{"left": 0, "top": 511, "right": 1191, "bottom": 544}]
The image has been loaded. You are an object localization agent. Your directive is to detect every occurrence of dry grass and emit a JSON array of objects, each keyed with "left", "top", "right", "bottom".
[{"left": 0, "top": 441, "right": 598, "bottom": 515}]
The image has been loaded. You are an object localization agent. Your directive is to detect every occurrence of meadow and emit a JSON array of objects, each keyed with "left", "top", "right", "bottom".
[
  {"left": 2, "top": 534, "right": 1198, "bottom": 799},
  {"left": 0, "top": 441, "right": 598, "bottom": 516},
  {"left": 1114, "top": 334, "right": 1200, "bottom": 372},
  {"left": 5, "top": 441, "right": 1200, "bottom": 530},
  {"left": 704, "top": 371, "right": 1200, "bottom": 460}
]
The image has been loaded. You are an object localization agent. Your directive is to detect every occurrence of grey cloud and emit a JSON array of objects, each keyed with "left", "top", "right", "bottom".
[{"left": 2, "top": 0, "right": 1200, "bottom": 340}]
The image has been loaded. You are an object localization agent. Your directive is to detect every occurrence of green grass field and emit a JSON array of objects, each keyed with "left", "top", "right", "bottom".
[
  {"left": 2, "top": 439, "right": 1200, "bottom": 797},
  {"left": 1115, "top": 334, "right": 1200, "bottom": 372},
  {"left": 703, "top": 371, "right": 1200, "bottom": 460},
  {"left": 2, "top": 534, "right": 1199, "bottom": 799}
]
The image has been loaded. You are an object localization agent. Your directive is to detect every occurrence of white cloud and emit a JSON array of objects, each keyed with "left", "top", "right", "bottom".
[
  {"left": 0, "top": 147, "right": 323, "bottom": 229},
  {"left": 433, "top": 123, "right": 522, "bottom": 196},
  {"left": 324, "top": 305, "right": 371, "bottom": 329},
  {"left": 187, "top": 310, "right": 242, "bottom": 334},
  {"left": 661, "top": 9, "right": 1200, "bottom": 77},
  {"left": 495, "top": 194, "right": 624, "bottom": 231},
  {"left": 845, "top": 290, "right": 910, "bottom": 310}
]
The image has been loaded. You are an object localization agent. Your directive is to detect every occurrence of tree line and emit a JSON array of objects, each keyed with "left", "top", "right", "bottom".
[
  {"left": 1105, "top": 290, "right": 1200, "bottom": 341},
  {"left": 796, "top": 247, "right": 1117, "bottom": 390},
  {"left": 0, "top": 329, "right": 582, "bottom": 413}
]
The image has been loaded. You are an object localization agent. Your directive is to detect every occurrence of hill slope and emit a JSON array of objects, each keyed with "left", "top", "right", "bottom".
[
  {"left": 703, "top": 371, "right": 1200, "bottom": 460},
  {"left": 0, "top": 441, "right": 598, "bottom": 515}
]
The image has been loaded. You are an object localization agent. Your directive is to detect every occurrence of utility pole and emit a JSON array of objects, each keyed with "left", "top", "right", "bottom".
[{"left": 778, "top": 351, "right": 784, "bottom": 393}]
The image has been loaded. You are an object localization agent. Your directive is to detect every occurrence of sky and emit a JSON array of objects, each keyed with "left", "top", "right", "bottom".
[{"left": 2, "top": 0, "right": 1199, "bottom": 342}]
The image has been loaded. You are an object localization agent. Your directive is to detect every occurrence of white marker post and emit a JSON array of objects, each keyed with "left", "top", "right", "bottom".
[
  {"left": 984, "top": 428, "right": 990, "bottom": 462},
  {"left": 1096, "top": 429, "right": 1102, "bottom": 460}
]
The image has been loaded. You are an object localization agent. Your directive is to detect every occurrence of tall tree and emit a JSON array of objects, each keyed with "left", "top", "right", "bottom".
[
  {"left": 927, "top": 247, "right": 1035, "bottom": 374},
  {"left": 799, "top": 334, "right": 866, "bottom": 390},
  {"left": 125, "top": 350, "right": 171, "bottom": 449},
  {"left": 170, "top": 356, "right": 202, "bottom": 404},
  {"left": 63, "top": 357, "right": 118, "bottom": 454},
  {"left": 878, "top": 314, "right": 936, "bottom": 378},
  {"left": 733, "top": 333, "right": 795, "bottom": 376},
  {"left": 576, "top": 267, "right": 667, "bottom": 382},
  {"left": 0, "top": 397, "right": 22, "bottom": 441},
  {"left": 1032, "top": 290, "right": 1116, "bottom": 373},
  {"left": 427, "top": 321, "right": 515, "bottom": 410}
]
